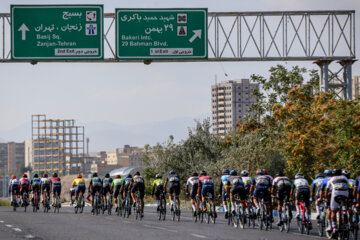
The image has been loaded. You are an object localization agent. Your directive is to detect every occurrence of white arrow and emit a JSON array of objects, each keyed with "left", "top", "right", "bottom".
[
  {"left": 18, "top": 24, "right": 29, "bottom": 40},
  {"left": 189, "top": 29, "right": 202, "bottom": 43}
]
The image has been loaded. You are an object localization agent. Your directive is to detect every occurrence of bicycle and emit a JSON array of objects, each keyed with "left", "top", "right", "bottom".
[
  {"left": 232, "top": 193, "right": 245, "bottom": 229},
  {"left": 278, "top": 195, "right": 292, "bottom": 233},
  {"left": 170, "top": 192, "right": 180, "bottom": 222},
  {"left": 123, "top": 191, "right": 131, "bottom": 218},
  {"left": 11, "top": 192, "right": 18, "bottom": 212},
  {"left": 158, "top": 191, "right": 166, "bottom": 221},
  {"left": 296, "top": 199, "right": 311, "bottom": 235},
  {"left": 350, "top": 206, "right": 359, "bottom": 240},
  {"left": 192, "top": 195, "right": 201, "bottom": 223},
  {"left": 53, "top": 191, "right": 61, "bottom": 214},
  {"left": 334, "top": 196, "right": 350, "bottom": 240},
  {"left": 226, "top": 194, "right": 232, "bottom": 226},
  {"left": 103, "top": 192, "right": 112, "bottom": 215},
  {"left": 93, "top": 191, "right": 101, "bottom": 215},
  {"left": 21, "top": 191, "right": 29, "bottom": 212},
  {"left": 116, "top": 192, "right": 123, "bottom": 217},
  {"left": 257, "top": 193, "right": 271, "bottom": 231},
  {"left": 245, "top": 197, "right": 256, "bottom": 228},
  {"left": 32, "top": 191, "right": 40, "bottom": 212},
  {"left": 134, "top": 190, "right": 143, "bottom": 220},
  {"left": 74, "top": 192, "right": 85, "bottom": 214},
  {"left": 201, "top": 192, "right": 216, "bottom": 224},
  {"left": 317, "top": 200, "right": 327, "bottom": 237},
  {"left": 42, "top": 191, "right": 50, "bottom": 213}
]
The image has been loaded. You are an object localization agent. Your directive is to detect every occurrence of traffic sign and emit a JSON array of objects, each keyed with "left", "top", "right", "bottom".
[
  {"left": 116, "top": 9, "right": 207, "bottom": 59},
  {"left": 11, "top": 5, "right": 104, "bottom": 60}
]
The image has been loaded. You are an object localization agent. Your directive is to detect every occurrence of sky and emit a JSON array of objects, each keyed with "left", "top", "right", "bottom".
[{"left": 0, "top": 0, "right": 359, "bottom": 151}]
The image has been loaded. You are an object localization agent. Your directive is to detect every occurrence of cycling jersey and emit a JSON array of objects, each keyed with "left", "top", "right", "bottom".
[
  {"left": 90, "top": 177, "right": 102, "bottom": 187},
  {"left": 327, "top": 176, "right": 349, "bottom": 210},
  {"left": 292, "top": 178, "right": 310, "bottom": 190},
  {"left": 252, "top": 175, "right": 271, "bottom": 187},
  {"left": 31, "top": 178, "right": 41, "bottom": 187},
  {"left": 72, "top": 178, "right": 85, "bottom": 186},
  {"left": 242, "top": 176, "right": 252, "bottom": 188},
  {"left": 348, "top": 179, "right": 356, "bottom": 202},
  {"left": 186, "top": 176, "right": 199, "bottom": 199},
  {"left": 9, "top": 179, "right": 19, "bottom": 192},
  {"left": 51, "top": 177, "right": 61, "bottom": 186},
  {"left": 273, "top": 176, "right": 292, "bottom": 201},
  {"left": 152, "top": 179, "right": 165, "bottom": 191},
  {"left": 131, "top": 175, "right": 145, "bottom": 198},
  {"left": 40, "top": 177, "right": 51, "bottom": 186},
  {"left": 20, "top": 178, "right": 30, "bottom": 188},
  {"left": 226, "top": 176, "right": 244, "bottom": 188},
  {"left": 219, "top": 174, "right": 230, "bottom": 197},
  {"left": 311, "top": 177, "right": 324, "bottom": 199},
  {"left": 320, "top": 176, "right": 331, "bottom": 192},
  {"left": 198, "top": 176, "right": 214, "bottom": 199},
  {"left": 111, "top": 178, "right": 124, "bottom": 187},
  {"left": 356, "top": 176, "right": 360, "bottom": 189},
  {"left": 102, "top": 177, "right": 113, "bottom": 188},
  {"left": 166, "top": 174, "right": 180, "bottom": 186}
]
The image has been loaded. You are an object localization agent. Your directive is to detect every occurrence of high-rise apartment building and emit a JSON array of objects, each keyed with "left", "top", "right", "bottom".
[
  {"left": 211, "top": 79, "right": 258, "bottom": 136},
  {"left": 353, "top": 76, "right": 360, "bottom": 98},
  {"left": 0, "top": 142, "right": 25, "bottom": 174}
]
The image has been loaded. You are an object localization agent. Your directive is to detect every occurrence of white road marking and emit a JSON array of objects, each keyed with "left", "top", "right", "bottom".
[
  {"left": 0, "top": 220, "right": 4, "bottom": 223},
  {"left": 25, "top": 235, "right": 35, "bottom": 239},
  {"left": 143, "top": 224, "right": 178, "bottom": 233},
  {"left": 12, "top": 227, "right": 22, "bottom": 232},
  {"left": 5, "top": 224, "right": 13, "bottom": 228},
  {"left": 123, "top": 221, "right": 131, "bottom": 224},
  {"left": 191, "top": 233, "right": 207, "bottom": 239}
]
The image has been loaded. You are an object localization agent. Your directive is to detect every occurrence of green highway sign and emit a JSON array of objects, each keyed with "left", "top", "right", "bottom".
[
  {"left": 11, "top": 5, "right": 104, "bottom": 60},
  {"left": 116, "top": 9, "right": 207, "bottom": 59}
]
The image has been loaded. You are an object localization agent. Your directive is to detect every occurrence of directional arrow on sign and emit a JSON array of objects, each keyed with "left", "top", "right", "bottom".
[
  {"left": 189, "top": 29, "right": 202, "bottom": 43},
  {"left": 18, "top": 24, "right": 29, "bottom": 40}
]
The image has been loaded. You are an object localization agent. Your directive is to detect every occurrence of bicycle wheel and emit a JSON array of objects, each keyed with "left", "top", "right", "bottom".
[
  {"left": 80, "top": 197, "right": 84, "bottom": 214},
  {"left": 233, "top": 210, "right": 239, "bottom": 228},
  {"left": 176, "top": 198, "right": 180, "bottom": 222}
]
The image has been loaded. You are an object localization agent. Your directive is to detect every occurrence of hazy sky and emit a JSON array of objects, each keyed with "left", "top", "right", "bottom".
[{"left": 0, "top": 0, "right": 359, "bottom": 146}]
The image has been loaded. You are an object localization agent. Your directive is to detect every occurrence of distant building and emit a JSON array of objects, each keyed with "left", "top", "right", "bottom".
[
  {"left": 353, "top": 76, "right": 360, "bottom": 99},
  {"left": 211, "top": 79, "right": 258, "bottom": 137},
  {"left": 0, "top": 142, "right": 25, "bottom": 174},
  {"left": 105, "top": 145, "right": 144, "bottom": 168}
]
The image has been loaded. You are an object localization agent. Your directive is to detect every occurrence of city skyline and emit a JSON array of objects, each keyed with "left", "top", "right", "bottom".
[{"left": 0, "top": 0, "right": 359, "bottom": 151}]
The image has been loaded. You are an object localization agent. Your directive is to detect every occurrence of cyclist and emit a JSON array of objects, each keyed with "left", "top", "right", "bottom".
[
  {"left": 241, "top": 170, "right": 252, "bottom": 196},
  {"left": 263, "top": 169, "right": 274, "bottom": 222},
  {"left": 40, "top": 173, "right": 51, "bottom": 208},
  {"left": 311, "top": 173, "right": 325, "bottom": 219},
  {"left": 225, "top": 170, "right": 246, "bottom": 216},
  {"left": 102, "top": 173, "right": 113, "bottom": 209},
  {"left": 219, "top": 169, "right": 230, "bottom": 218},
  {"left": 8, "top": 175, "right": 19, "bottom": 206},
  {"left": 30, "top": 173, "right": 41, "bottom": 209},
  {"left": 152, "top": 173, "right": 165, "bottom": 212},
  {"left": 343, "top": 170, "right": 356, "bottom": 207},
  {"left": 272, "top": 171, "right": 292, "bottom": 226},
  {"left": 69, "top": 187, "right": 75, "bottom": 206},
  {"left": 19, "top": 174, "right": 31, "bottom": 206},
  {"left": 111, "top": 175, "right": 123, "bottom": 211},
  {"left": 326, "top": 168, "right": 349, "bottom": 237},
  {"left": 290, "top": 173, "right": 312, "bottom": 229},
  {"left": 356, "top": 175, "right": 360, "bottom": 208},
  {"left": 164, "top": 170, "right": 181, "bottom": 212},
  {"left": 129, "top": 172, "right": 145, "bottom": 218},
  {"left": 121, "top": 174, "right": 133, "bottom": 214},
  {"left": 72, "top": 174, "right": 86, "bottom": 206},
  {"left": 50, "top": 173, "right": 61, "bottom": 207},
  {"left": 186, "top": 172, "right": 199, "bottom": 216},
  {"left": 197, "top": 170, "right": 216, "bottom": 217},
  {"left": 250, "top": 169, "right": 271, "bottom": 216},
  {"left": 88, "top": 172, "right": 103, "bottom": 213},
  {"left": 320, "top": 169, "right": 333, "bottom": 232}
]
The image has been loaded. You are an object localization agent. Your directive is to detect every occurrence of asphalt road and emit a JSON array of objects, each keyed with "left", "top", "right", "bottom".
[{"left": 0, "top": 206, "right": 325, "bottom": 240}]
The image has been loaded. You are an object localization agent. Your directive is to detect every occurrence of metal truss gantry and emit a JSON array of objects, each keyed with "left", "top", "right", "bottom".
[{"left": 0, "top": 10, "right": 356, "bottom": 98}]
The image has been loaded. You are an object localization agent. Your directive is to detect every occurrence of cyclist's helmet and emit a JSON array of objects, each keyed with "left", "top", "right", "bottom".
[
  {"left": 92, "top": 172, "right": 98, "bottom": 177},
  {"left": 126, "top": 174, "right": 132, "bottom": 178},
  {"left": 11, "top": 175, "right": 16, "bottom": 179},
  {"left": 116, "top": 175, "right": 121, "bottom": 178},
  {"left": 295, "top": 173, "right": 304, "bottom": 179},
  {"left": 23, "top": 174, "right": 28, "bottom": 178},
  {"left": 332, "top": 168, "right": 342, "bottom": 176},
  {"left": 52, "top": 173, "right": 58, "bottom": 178},
  {"left": 33, "top": 174, "right": 38, "bottom": 178},
  {"left": 256, "top": 169, "right": 263, "bottom": 175},
  {"left": 262, "top": 169, "right": 269, "bottom": 175},
  {"left": 342, "top": 170, "right": 350, "bottom": 179},
  {"left": 43, "top": 173, "right": 48, "bottom": 178},
  {"left": 191, "top": 172, "right": 198, "bottom": 177},
  {"left": 315, "top": 173, "right": 324, "bottom": 179},
  {"left": 134, "top": 171, "right": 140, "bottom": 176},
  {"left": 324, "top": 169, "right": 332, "bottom": 176},
  {"left": 77, "top": 174, "right": 82, "bottom": 178},
  {"left": 223, "top": 169, "right": 230, "bottom": 175},
  {"left": 168, "top": 170, "right": 175, "bottom": 175},
  {"left": 155, "top": 173, "right": 162, "bottom": 179},
  {"left": 200, "top": 170, "right": 207, "bottom": 176},
  {"left": 241, "top": 170, "right": 248, "bottom": 176},
  {"left": 230, "top": 170, "right": 237, "bottom": 176},
  {"left": 105, "top": 173, "right": 110, "bottom": 178},
  {"left": 276, "top": 171, "right": 285, "bottom": 177}
]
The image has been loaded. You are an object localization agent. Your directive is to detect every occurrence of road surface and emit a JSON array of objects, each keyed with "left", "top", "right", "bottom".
[{"left": 0, "top": 206, "right": 324, "bottom": 240}]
